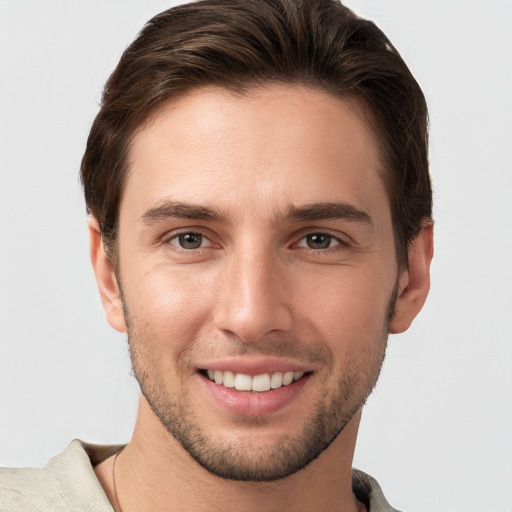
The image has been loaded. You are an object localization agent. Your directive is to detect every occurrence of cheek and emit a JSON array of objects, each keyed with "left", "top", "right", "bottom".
[
  {"left": 296, "top": 269, "right": 392, "bottom": 323},
  {"left": 122, "top": 267, "right": 215, "bottom": 353},
  {"left": 295, "top": 269, "right": 392, "bottom": 346}
]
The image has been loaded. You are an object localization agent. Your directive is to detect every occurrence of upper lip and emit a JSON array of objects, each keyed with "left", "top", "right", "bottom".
[{"left": 196, "top": 356, "right": 314, "bottom": 376}]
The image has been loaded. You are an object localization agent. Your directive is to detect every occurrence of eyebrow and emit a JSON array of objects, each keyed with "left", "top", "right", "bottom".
[
  {"left": 140, "top": 201, "right": 227, "bottom": 224},
  {"left": 284, "top": 202, "right": 374, "bottom": 227},
  {"left": 140, "top": 200, "right": 373, "bottom": 228}
]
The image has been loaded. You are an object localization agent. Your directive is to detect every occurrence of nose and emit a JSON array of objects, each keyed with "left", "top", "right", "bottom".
[{"left": 213, "top": 247, "right": 293, "bottom": 343}]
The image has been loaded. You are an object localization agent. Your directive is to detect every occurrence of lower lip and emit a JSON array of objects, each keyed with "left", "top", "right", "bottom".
[{"left": 199, "top": 373, "right": 310, "bottom": 417}]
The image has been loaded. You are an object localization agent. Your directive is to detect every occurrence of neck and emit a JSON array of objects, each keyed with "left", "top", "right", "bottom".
[{"left": 101, "top": 396, "right": 363, "bottom": 512}]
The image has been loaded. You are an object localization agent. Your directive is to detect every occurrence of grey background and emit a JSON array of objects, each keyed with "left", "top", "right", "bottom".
[{"left": 1, "top": 1, "right": 511, "bottom": 510}]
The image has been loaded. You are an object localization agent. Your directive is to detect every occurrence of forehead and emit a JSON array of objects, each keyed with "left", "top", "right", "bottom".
[{"left": 123, "top": 84, "right": 389, "bottom": 223}]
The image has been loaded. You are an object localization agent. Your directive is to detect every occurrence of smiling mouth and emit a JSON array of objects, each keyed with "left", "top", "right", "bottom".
[{"left": 201, "top": 369, "right": 309, "bottom": 392}]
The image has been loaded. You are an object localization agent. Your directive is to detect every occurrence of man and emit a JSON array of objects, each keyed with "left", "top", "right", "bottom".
[{"left": 1, "top": 0, "right": 433, "bottom": 510}]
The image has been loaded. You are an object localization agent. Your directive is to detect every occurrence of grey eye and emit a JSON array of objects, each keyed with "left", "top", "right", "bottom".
[
  {"left": 305, "top": 233, "right": 333, "bottom": 249},
  {"left": 176, "top": 232, "right": 203, "bottom": 249}
]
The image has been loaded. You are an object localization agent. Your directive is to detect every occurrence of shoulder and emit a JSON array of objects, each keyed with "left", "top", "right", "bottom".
[
  {"left": 352, "top": 469, "right": 402, "bottom": 512},
  {"left": 0, "top": 440, "right": 119, "bottom": 512},
  {"left": 0, "top": 465, "right": 69, "bottom": 511}
]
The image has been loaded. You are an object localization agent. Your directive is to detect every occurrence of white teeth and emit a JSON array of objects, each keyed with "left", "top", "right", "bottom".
[
  {"left": 206, "top": 369, "right": 306, "bottom": 392},
  {"left": 270, "top": 372, "right": 283, "bottom": 389},
  {"left": 223, "top": 370, "right": 235, "bottom": 388},
  {"left": 214, "top": 370, "right": 223, "bottom": 385},
  {"left": 252, "top": 373, "right": 271, "bottom": 392},
  {"left": 234, "top": 373, "right": 252, "bottom": 391},
  {"left": 282, "top": 371, "right": 294, "bottom": 386}
]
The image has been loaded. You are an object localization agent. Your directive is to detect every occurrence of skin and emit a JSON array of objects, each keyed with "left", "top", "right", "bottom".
[{"left": 91, "top": 85, "right": 433, "bottom": 511}]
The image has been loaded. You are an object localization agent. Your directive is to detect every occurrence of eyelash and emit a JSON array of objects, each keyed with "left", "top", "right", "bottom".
[
  {"left": 163, "top": 230, "right": 348, "bottom": 253},
  {"left": 165, "top": 231, "right": 216, "bottom": 251},
  {"left": 293, "top": 232, "right": 347, "bottom": 252}
]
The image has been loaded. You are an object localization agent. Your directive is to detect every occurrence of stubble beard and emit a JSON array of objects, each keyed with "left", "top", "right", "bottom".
[{"left": 124, "top": 289, "right": 396, "bottom": 482}]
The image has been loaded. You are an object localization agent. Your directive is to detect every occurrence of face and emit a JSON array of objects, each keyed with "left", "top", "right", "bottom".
[{"left": 105, "top": 85, "right": 404, "bottom": 481}]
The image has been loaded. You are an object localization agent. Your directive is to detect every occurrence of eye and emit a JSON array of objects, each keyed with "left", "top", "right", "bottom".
[
  {"left": 169, "top": 232, "right": 209, "bottom": 250},
  {"left": 297, "top": 233, "right": 341, "bottom": 250}
]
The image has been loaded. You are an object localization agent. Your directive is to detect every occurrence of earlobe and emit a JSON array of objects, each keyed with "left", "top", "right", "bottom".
[
  {"left": 88, "top": 217, "right": 127, "bottom": 333},
  {"left": 389, "top": 221, "right": 434, "bottom": 334}
]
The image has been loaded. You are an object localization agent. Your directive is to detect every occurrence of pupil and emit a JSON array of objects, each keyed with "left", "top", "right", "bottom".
[
  {"left": 179, "top": 233, "right": 202, "bottom": 249},
  {"left": 307, "top": 234, "right": 330, "bottom": 249}
]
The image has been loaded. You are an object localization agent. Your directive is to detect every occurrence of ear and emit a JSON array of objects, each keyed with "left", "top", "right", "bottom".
[
  {"left": 88, "top": 217, "right": 127, "bottom": 333},
  {"left": 390, "top": 221, "right": 434, "bottom": 334}
]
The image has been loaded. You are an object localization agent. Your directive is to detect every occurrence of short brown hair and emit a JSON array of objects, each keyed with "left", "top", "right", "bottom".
[{"left": 81, "top": 0, "right": 431, "bottom": 266}]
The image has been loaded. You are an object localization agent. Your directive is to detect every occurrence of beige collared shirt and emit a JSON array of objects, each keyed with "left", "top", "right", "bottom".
[{"left": 1, "top": 440, "right": 400, "bottom": 511}]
